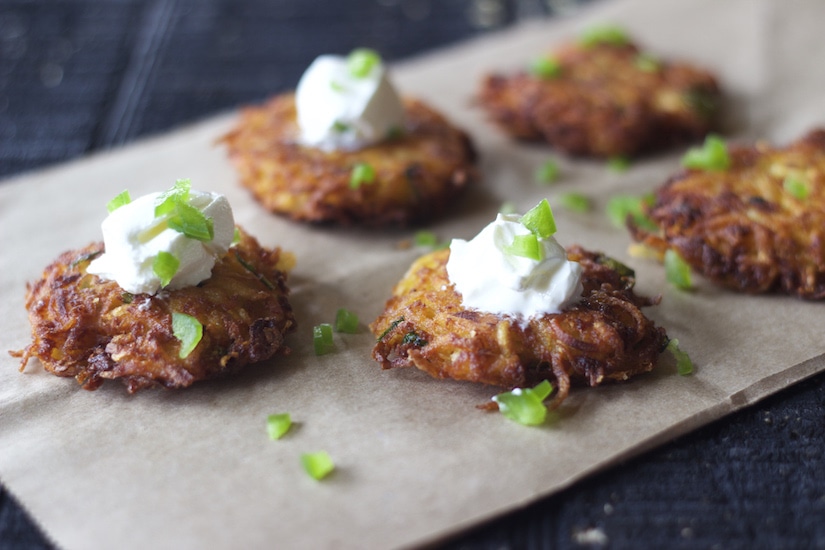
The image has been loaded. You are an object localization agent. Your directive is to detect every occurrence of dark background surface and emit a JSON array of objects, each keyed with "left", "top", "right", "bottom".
[{"left": 2, "top": 1, "right": 825, "bottom": 548}]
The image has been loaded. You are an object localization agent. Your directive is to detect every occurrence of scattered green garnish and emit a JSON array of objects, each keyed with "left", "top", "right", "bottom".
[
  {"left": 153, "top": 251, "right": 180, "bottom": 288},
  {"left": 667, "top": 338, "right": 694, "bottom": 375},
  {"left": 172, "top": 312, "right": 203, "bottom": 359},
  {"left": 634, "top": 53, "right": 660, "bottom": 73},
  {"left": 332, "top": 120, "right": 350, "bottom": 133},
  {"left": 579, "top": 25, "right": 629, "bottom": 47},
  {"left": 347, "top": 48, "right": 381, "bottom": 78},
  {"left": 330, "top": 80, "right": 346, "bottom": 92},
  {"left": 505, "top": 233, "right": 544, "bottom": 261},
  {"left": 334, "top": 308, "right": 359, "bottom": 334},
  {"left": 402, "top": 331, "right": 427, "bottom": 347},
  {"left": 783, "top": 175, "right": 810, "bottom": 200},
  {"left": 529, "top": 56, "right": 562, "bottom": 79},
  {"left": 414, "top": 230, "right": 439, "bottom": 247},
  {"left": 559, "top": 192, "right": 591, "bottom": 213},
  {"left": 520, "top": 198, "right": 556, "bottom": 238},
  {"left": 155, "top": 178, "right": 191, "bottom": 217},
  {"left": 608, "top": 156, "right": 631, "bottom": 172},
  {"left": 594, "top": 253, "right": 635, "bottom": 278},
  {"left": 301, "top": 451, "right": 335, "bottom": 480},
  {"left": 605, "top": 194, "right": 657, "bottom": 231},
  {"left": 535, "top": 160, "right": 560, "bottom": 184},
  {"left": 167, "top": 200, "right": 215, "bottom": 242},
  {"left": 266, "top": 413, "right": 292, "bottom": 440},
  {"left": 234, "top": 251, "right": 276, "bottom": 290},
  {"left": 350, "top": 162, "right": 376, "bottom": 189},
  {"left": 664, "top": 249, "right": 693, "bottom": 290},
  {"left": 71, "top": 250, "right": 102, "bottom": 267},
  {"left": 121, "top": 292, "right": 134, "bottom": 304},
  {"left": 107, "top": 190, "right": 131, "bottom": 212},
  {"left": 313, "top": 323, "right": 334, "bottom": 355},
  {"left": 493, "top": 380, "right": 553, "bottom": 426},
  {"left": 377, "top": 316, "right": 405, "bottom": 342},
  {"left": 232, "top": 227, "right": 241, "bottom": 246},
  {"left": 681, "top": 134, "right": 730, "bottom": 171}
]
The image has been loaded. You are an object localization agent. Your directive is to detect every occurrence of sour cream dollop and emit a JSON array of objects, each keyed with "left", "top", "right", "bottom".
[
  {"left": 87, "top": 189, "right": 235, "bottom": 295},
  {"left": 295, "top": 52, "right": 405, "bottom": 151},
  {"left": 446, "top": 213, "right": 583, "bottom": 320}
]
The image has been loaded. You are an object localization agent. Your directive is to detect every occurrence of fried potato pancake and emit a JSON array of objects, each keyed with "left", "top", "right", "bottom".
[
  {"left": 630, "top": 129, "right": 825, "bottom": 299},
  {"left": 222, "top": 95, "right": 477, "bottom": 226},
  {"left": 16, "top": 229, "right": 296, "bottom": 393},
  {"left": 478, "top": 40, "right": 721, "bottom": 158},
  {"left": 371, "top": 247, "right": 667, "bottom": 406}
]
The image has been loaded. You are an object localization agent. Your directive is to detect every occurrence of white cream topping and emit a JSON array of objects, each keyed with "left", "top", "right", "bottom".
[
  {"left": 295, "top": 54, "right": 405, "bottom": 151},
  {"left": 446, "top": 213, "right": 583, "bottom": 320},
  {"left": 87, "top": 189, "right": 235, "bottom": 295}
]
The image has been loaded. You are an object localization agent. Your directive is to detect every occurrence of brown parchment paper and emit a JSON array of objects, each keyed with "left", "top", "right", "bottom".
[{"left": 3, "top": 0, "right": 825, "bottom": 548}]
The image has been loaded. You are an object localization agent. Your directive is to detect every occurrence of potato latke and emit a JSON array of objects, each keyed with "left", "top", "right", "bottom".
[
  {"left": 17, "top": 229, "right": 296, "bottom": 393},
  {"left": 222, "top": 95, "right": 477, "bottom": 226},
  {"left": 630, "top": 129, "right": 825, "bottom": 298},
  {"left": 371, "top": 247, "right": 667, "bottom": 406},
  {"left": 478, "top": 39, "right": 721, "bottom": 158}
]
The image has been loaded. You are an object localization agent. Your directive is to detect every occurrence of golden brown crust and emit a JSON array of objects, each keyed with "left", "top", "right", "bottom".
[
  {"left": 370, "top": 247, "right": 667, "bottom": 406},
  {"left": 18, "top": 229, "right": 296, "bottom": 393},
  {"left": 478, "top": 41, "right": 721, "bottom": 158},
  {"left": 630, "top": 129, "right": 825, "bottom": 299},
  {"left": 222, "top": 94, "right": 477, "bottom": 226}
]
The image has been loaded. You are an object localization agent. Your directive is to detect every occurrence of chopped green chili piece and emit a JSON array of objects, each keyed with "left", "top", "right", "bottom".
[
  {"left": 172, "top": 312, "right": 203, "bottom": 359},
  {"left": 634, "top": 53, "right": 660, "bottom": 73},
  {"left": 667, "top": 338, "right": 694, "bottom": 375},
  {"left": 350, "top": 162, "right": 376, "bottom": 189},
  {"left": 167, "top": 200, "right": 215, "bottom": 242},
  {"left": 232, "top": 227, "right": 241, "bottom": 246},
  {"left": 330, "top": 80, "right": 345, "bottom": 92},
  {"left": 579, "top": 25, "right": 629, "bottom": 47},
  {"left": 664, "top": 249, "right": 693, "bottom": 290},
  {"left": 414, "top": 230, "right": 439, "bottom": 247},
  {"left": 155, "top": 178, "right": 191, "bottom": 216},
  {"left": 529, "top": 56, "right": 561, "bottom": 78},
  {"left": 559, "top": 192, "right": 591, "bottom": 213},
  {"left": 377, "top": 316, "right": 405, "bottom": 342},
  {"left": 301, "top": 451, "right": 335, "bottom": 480},
  {"left": 266, "top": 413, "right": 292, "bottom": 440},
  {"left": 505, "top": 233, "right": 544, "bottom": 261},
  {"left": 607, "top": 156, "right": 630, "bottom": 172},
  {"left": 783, "top": 176, "right": 809, "bottom": 200},
  {"left": 107, "top": 190, "right": 131, "bottom": 212},
  {"left": 313, "top": 323, "right": 334, "bottom": 355},
  {"left": 153, "top": 251, "right": 180, "bottom": 288},
  {"left": 334, "top": 308, "right": 359, "bottom": 334},
  {"left": 681, "top": 134, "right": 730, "bottom": 171},
  {"left": 332, "top": 120, "right": 350, "bottom": 133},
  {"left": 605, "top": 194, "right": 657, "bottom": 231},
  {"left": 493, "top": 380, "right": 553, "bottom": 426},
  {"left": 535, "top": 160, "right": 560, "bottom": 184},
  {"left": 347, "top": 48, "right": 381, "bottom": 78},
  {"left": 520, "top": 198, "right": 556, "bottom": 238}
]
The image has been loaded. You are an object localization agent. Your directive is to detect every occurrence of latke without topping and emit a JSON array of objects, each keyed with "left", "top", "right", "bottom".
[
  {"left": 630, "top": 129, "right": 825, "bottom": 299},
  {"left": 222, "top": 95, "right": 477, "bottom": 226},
  {"left": 16, "top": 229, "right": 296, "bottom": 393},
  {"left": 371, "top": 247, "right": 667, "bottom": 406},
  {"left": 478, "top": 40, "right": 721, "bottom": 158}
]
